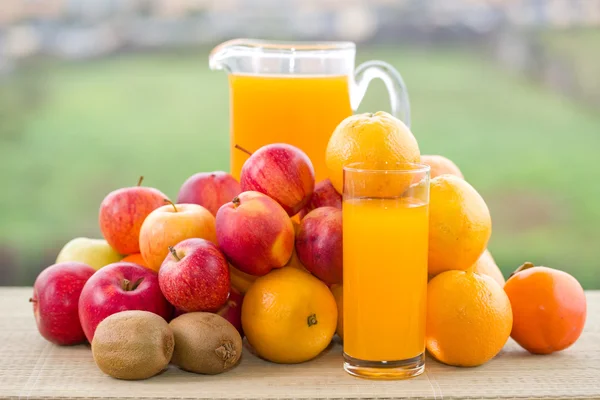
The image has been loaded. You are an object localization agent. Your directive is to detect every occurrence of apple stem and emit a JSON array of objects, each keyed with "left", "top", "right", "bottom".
[
  {"left": 510, "top": 261, "right": 535, "bottom": 278},
  {"left": 137, "top": 176, "right": 144, "bottom": 186},
  {"left": 29, "top": 298, "right": 36, "bottom": 303},
  {"left": 169, "top": 246, "right": 181, "bottom": 261},
  {"left": 121, "top": 278, "right": 144, "bottom": 291},
  {"left": 232, "top": 196, "right": 241, "bottom": 208},
  {"left": 234, "top": 144, "right": 253, "bottom": 156},
  {"left": 164, "top": 199, "right": 177, "bottom": 212},
  {"left": 130, "top": 277, "right": 144, "bottom": 291},
  {"left": 307, "top": 313, "right": 318, "bottom": 327}
]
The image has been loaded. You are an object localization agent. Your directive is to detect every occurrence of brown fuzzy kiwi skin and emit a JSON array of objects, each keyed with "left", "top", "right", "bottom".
[
  {"left": 91, "top": 310, "right": 174, "bottom": 380},
  {"left": 170, "top": 312, "right": 242, "bottom": 375}
]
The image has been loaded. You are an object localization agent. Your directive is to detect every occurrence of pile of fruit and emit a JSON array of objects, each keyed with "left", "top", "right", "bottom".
[{"left": 31, "top": 111, "right": 587, "bottom": 381}]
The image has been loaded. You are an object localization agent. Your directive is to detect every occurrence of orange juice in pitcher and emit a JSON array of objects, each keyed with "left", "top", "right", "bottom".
[
  {"left": 228, "top": 74, "right": 351, "bottom": 181},
  {"left": 209, "top": 39, "right": 411, "bottom": 181}
]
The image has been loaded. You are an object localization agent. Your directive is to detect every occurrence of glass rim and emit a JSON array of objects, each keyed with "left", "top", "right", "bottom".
[
  {"left": 213, "top": 38, "right": 356, "bottom": 54},
  {"left": 343, "top": 161, "right": 430, "bottom": 174}
]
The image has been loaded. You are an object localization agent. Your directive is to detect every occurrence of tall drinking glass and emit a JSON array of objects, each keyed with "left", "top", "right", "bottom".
[{"left": 342, "top": 162, "right": 430, "bottom": 379}]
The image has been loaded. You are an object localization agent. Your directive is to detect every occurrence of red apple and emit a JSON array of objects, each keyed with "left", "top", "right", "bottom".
[
  {"left": 239, "top": 143, "right": 315, "bottom": 216},
  {"left": 216, "top": 191, "right": 294, "bottom": 276},
  {"left": 139, "top": 202, "right": 216, "bottom": 272},
  {"left": 159, "top": 238, "right": 230, "bottom": 312},
  {"left": 299, "top": 178, "right": 342, "bottom": 219},
  {"left": 99, "top": 176, "right": 167, "bottom": 255},
  {"left": 78, "top": 262, "right": 172, "bottom": 342},
  {"left": 177, "top": 171, "right": 241, "bottom": 216},
  {"left": 216, "top": 288, "right": 244, "bottom": 338},
  {"left": 296, "top": 207, "right": 343, "bottom": 285},
  {"left": 170, "top": 288, "right": 243, "bottom": 337},
  {"left": 31, "top": 262, "right": 95, "bottom": 345}
]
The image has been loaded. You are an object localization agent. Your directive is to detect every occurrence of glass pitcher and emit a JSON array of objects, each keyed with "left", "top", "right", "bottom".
[{"left": 209, "top": 39, "right": 410, "bottom": 182}]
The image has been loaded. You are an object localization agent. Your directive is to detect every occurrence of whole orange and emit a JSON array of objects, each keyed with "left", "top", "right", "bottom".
[
  {"left": 121, "top": 253, "right": 150, "bottom": 270},
  {"left": 325, "top": 111, "right": 420, "bottom": 194},
  {"left": 504, "top": 262, "right": 587, "bottom": 354},
  {"left": 468, "top": 249, "right": 505, "bottom": 287},
  {"left": 330, "top": 284, "right": 343, "bottom": 340},
  {"left": 242, "top": 267, "right": 337, "bottom": 364},
  {"left": 428, "top": 175, "right": 492, "bottom": 276},
  {"left": 426, "top": 270, "right": 512, "bottom": 367},
  {"left": 421, "top": 155, "right": 464, "bottom": 179}
]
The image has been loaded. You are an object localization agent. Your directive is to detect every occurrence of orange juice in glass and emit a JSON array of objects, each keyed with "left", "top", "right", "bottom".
[
  {"left": 209, "top": 39, "right": 411, "bottom": 181},
  {"left": 343, "top": 162, "right": 430, "bottom": 379}
]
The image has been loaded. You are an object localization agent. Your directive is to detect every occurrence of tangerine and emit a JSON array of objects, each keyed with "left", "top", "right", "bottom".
[{"left": 504, "top": 262, "right": 587, "bottom": 354}]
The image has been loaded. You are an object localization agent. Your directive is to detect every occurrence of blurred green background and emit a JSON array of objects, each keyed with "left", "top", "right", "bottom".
[{"left": 1, "top": 1, "right": 599, "bottom": 287}]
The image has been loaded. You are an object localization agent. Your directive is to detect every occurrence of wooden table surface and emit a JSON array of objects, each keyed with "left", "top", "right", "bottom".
[{"left": 1, "top": 287, "right": 599, "bottom": 400}]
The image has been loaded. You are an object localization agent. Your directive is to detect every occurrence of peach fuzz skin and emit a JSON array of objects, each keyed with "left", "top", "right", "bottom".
[{"left": 216, "top": 191, "right": 294, "bottom": 276}]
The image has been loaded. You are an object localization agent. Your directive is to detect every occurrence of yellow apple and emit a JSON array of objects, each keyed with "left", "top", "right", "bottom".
[
  {"left": 139, "top": 202, "right": 217, "bottom": 272},
  {"left": 56, "top": 237, "right": 122, "bottom": 271}
]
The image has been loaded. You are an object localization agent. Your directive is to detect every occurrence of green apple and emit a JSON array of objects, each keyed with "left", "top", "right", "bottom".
[{"left": 56, "top": 238, "right": 122, "bottom": 271}]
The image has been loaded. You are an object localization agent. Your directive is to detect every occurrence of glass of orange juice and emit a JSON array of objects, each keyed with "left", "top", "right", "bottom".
[
  {"left": 342, "top": 162, "right": 430, "bottom": 379},
  {"left": 209, "top": 39, "right": 411, "bottom": 181}
]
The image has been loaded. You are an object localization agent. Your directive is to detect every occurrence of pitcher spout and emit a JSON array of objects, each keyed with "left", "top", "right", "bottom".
[{"left": 209, "top": 38, "right": 255, "bottom": 72}]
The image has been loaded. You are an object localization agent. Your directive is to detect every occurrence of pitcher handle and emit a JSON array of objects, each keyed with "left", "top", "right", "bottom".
[{"left": 351, "top": 61, "right": 411, "bottom": 128}]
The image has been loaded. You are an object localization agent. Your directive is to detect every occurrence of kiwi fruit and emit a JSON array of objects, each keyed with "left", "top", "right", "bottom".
[
  {"left": 170, "top": 312, "right": 242, "bottom": 374},
  {"left": 91, "top": 310, "right": 174, "bottom": 380}
]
